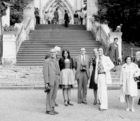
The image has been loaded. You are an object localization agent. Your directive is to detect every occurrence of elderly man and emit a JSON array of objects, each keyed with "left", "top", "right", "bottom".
[
  {"left": 75, "top": 48, "right": 90, "bottom": 104},
  {"left": 43, "top": 48, "right": 60, "bottom": 115},
  {"left": 95, "top": 47, "right": 114, "bottom": 111}
]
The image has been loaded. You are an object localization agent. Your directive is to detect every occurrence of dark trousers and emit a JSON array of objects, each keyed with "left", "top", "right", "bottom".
[
  {"left": 36, "top": 16, "right": 40, "bottom": 24},
  {"left": 77, "top": 71, "right": 88, "bottom": 102},
  {"left": 80, "top": 18, "right": 83, "bottom": 25},
  {"left": 64, "top": 20, "right": 69, "bottom": 27}
]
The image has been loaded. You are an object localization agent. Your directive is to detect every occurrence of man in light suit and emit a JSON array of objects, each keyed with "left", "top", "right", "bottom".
[
  {"left": 43, "top": 48, "right": 60, "bottom": 115},
  {"left": 95, "top": 47, "right": 114, "bottom": 111},
  {"left": 75, "top": 48, "right": 90, "bottom": 104}
]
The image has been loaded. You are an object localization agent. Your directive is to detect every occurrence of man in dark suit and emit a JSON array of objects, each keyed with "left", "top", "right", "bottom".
[
  {"left": 43, "top": 48, "right": 60, "bottom": 115},
  {"left": 107, "top": 37, "right": 119, "bottom": 71},
  {"left": 75, "top": 48, "right": 90, "bottom": 104}
]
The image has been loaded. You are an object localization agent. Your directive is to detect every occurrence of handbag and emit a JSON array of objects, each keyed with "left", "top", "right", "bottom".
[
  {"left": 134, "top": 76, "right": 140, "bottom": 82},
  {"left": 119, "top": 94, "right": 125, "bottom": 103},
  {"left": 44, "top": 85, "right": 51, "bottom": 93},
  {"left": 119, "top": 87, "right": 125, "bottom": 103}
]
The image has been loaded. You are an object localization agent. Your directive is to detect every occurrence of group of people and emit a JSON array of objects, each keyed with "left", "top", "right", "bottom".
[
  {"left": 43, "top": 40, "right": 140, "bottom": 115},
  {"left": 73, "top": 10, "right": 85, "bottom": 25},
  {"left": 44, "top": 8, "right": 70, "bottom": 27}
]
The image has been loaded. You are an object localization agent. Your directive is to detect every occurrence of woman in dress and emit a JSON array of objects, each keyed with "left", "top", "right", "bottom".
[
  {"left": 59, "top": 50, "right": 75, "bottom": 106},
  {"left": 89, "top": 48, "right": 98, "bottom": 105},
  {"left": 120, "top": 56, "right": 140, "bottom": 112}
]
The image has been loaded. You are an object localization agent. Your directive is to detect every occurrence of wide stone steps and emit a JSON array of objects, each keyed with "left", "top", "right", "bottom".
[
  {"left": 35, "top": 24, "right": 86, "bottom": 30},
  {"left": 0, "top": 66, "right": 121, "bottom": 88}
]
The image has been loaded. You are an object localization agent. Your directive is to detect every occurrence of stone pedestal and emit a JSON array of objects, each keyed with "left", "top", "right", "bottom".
[{"left": 2, "top": 33, "right": 17, "bottom": 65}]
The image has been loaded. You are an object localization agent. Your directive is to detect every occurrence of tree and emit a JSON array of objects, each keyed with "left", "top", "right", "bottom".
[
  {"left": 94, "top": 0, "right": 140, "bottom": 45},
  {"left": 5, "top": 0, "right": 31, "bottom": 25}
]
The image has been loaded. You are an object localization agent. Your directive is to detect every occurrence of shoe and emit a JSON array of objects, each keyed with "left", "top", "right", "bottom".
[
  {"left": 52, "top": 110, "right": 59, "bottom": 114},
  {"left": 126, "top": 108, "right": 130, "bottom": 111},
  {"left": 64, "top": 100, "right": 68, "bottom": 106},
  {"left": 93, "top": 100, "right": 97, "bottom": 105},
  {"left": 138, "top": 99, "right": 140, "bottom": 105},
  {"left": 82, "top": 101, "right": 87, "bottom": 104},
  {"left": 46, "top": 111, "right": 55, "bottom": 115},
  {"left": 68, "top": 100, "right": 74, "bottom": 106},
  {"left": 131, "top": 109, "right": 135, "bottom": 112},
  {"left": 99, "top": 108, "right": 106, "bottom": 111},
  {"left": 55, "top": 103, "right": 59, "bottom": 107},
  {"left": 78, "top": 101, "right": 82, "bottom": 104}
]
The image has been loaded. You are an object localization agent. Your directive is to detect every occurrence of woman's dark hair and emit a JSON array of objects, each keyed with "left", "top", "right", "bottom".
[
  {"left": 62, "top": 49, "right": 71, "bottom": 59},
  {"left": 124, "top": 56, "right": 133, "bottom": 63}
]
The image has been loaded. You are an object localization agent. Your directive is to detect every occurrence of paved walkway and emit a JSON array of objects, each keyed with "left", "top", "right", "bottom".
[{"left": 0, "top": 89, "right": 140, "bottom": 121}]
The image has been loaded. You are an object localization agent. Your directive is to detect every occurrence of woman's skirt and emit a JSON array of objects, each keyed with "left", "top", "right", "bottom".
[
  {"left": 60, "top": 69, "right": 75, "bottom": 89},
  {"left": 89, "top": 69, "right": 98, "bottom": 90}
]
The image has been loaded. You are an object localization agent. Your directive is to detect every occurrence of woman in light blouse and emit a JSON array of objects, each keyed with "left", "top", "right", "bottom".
[{"left": 120, "top": 56, "right": 140, "bottom": 112}]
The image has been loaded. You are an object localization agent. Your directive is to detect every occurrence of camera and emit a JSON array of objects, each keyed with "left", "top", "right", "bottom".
[{"left": 44, "top": 85, "right": 51, "bottom": 93}]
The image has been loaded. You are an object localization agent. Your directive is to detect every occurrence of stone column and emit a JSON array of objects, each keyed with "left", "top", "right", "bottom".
[
  {"left": 75, "top": 0, "right": 77, "bottom": 10},
  {"left": 77, "top": 0, "right": 82, "bottom": 10},
  {"left": 87, "top": 0, "right": 97, "bottom": 30},
  {"left": 2, "top": 7, "right": 10, "bottom": 26},
  {"left": 2, "top": 32, "right": 17, "bottom": 65}
]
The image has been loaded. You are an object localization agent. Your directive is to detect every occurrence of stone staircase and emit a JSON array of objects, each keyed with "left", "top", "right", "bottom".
[
  {"left": 16, "top": 25, "right": 98, "bottom": 66},
  {"left": 0, "top": 25, "right": 120, "bottom": 89}
]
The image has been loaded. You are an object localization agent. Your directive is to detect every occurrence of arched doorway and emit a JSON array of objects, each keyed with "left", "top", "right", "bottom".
[{"left": 42, "top": 0, "right": 74, "bottom": 24}]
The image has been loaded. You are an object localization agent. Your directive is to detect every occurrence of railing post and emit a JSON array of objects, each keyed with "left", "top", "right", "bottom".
[
  {"left": 131, "top": 48, "right": 134, "bottom": 58},
  {"left": 2, "top": 32, "right": 17, "bottom": 65}
]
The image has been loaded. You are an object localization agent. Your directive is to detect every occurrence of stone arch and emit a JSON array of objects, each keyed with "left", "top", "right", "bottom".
[{"left": 42, "top": 0, "right": 74, "bottom": 24}]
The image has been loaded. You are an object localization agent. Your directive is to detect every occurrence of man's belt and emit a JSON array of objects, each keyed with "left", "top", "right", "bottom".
[
  {"left": 55, "top": 73, "right": 60, "bottom": 76},
  {"left": 98, "top": 72, "right": 105, "bottom": 74}
]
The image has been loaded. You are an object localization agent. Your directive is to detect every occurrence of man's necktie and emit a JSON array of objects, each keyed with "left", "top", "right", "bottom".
[
  {"left": 81, "top": 55, "right": 85, "bottom": 64},
  {"left": 98, "top": 57, "right": 102, "bottom": 73}
]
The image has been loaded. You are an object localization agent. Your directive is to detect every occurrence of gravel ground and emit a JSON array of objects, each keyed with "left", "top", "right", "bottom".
[{"left": 0, "top": 89, "right": 140, "bottom": 121}]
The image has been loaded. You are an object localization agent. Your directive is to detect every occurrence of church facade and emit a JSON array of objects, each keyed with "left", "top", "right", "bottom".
[{"left": 34, "top": 0, "right": 97, "bottom": 24}]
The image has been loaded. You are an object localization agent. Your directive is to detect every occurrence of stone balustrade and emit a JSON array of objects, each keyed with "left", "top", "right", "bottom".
[
  {"left": 2, "top": 17, "right": 35, "bottom": 65},
  {"left": 88, "top": 17, "right": 122, "bottom": 60}
]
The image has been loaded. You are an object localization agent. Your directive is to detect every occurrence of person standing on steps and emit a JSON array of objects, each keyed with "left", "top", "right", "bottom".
[
  {"left": 74, "top": 11, "right": 79, "bottom": 24},
  {"left": 59, "top": 50, "right": 75, "bottom": 106},
  {"left": 106, "top": 37, "right": 119, "bottom": 72},
  {"left": 64, "top": 10, "right": 69, "bottom": 28},
  {"left": 34, "top": 8, "right": 40, "bottom": 24},
  {"left": 43, "top": 48, "right": 60, "bottom": 115},
  {"left": 75, "top": 48, "right": 90, "bottom": 104},
  {"left": 79, "top": 10, "right": 84, "bottom": 25},
  {"left": 89, "top": 48, "right": 99, "bottom": 105},
  {"left": 54, "top": 8, "right": 59, "bottom": 24}
]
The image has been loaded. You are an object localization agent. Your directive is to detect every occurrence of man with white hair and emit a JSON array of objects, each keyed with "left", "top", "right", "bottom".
[
  {"left": 75, "top": 48, "right": 90, "bottom": 104},
  {"left": 43, "top": 48, "right": 60, "bottom": 115},
  {"left": 54, "top": 46, "right": 61, "bottom": 57}
]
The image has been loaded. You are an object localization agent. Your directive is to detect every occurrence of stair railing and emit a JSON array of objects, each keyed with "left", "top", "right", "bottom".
[
  {"left": 88, "top": 17, "right": 110, "bottom": 54},
  {"left": 2, "top": 17, "right": 35, "bottom": 65},
  {"left": 16, "top": 17, "right": 35, "bottom": 52}
]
